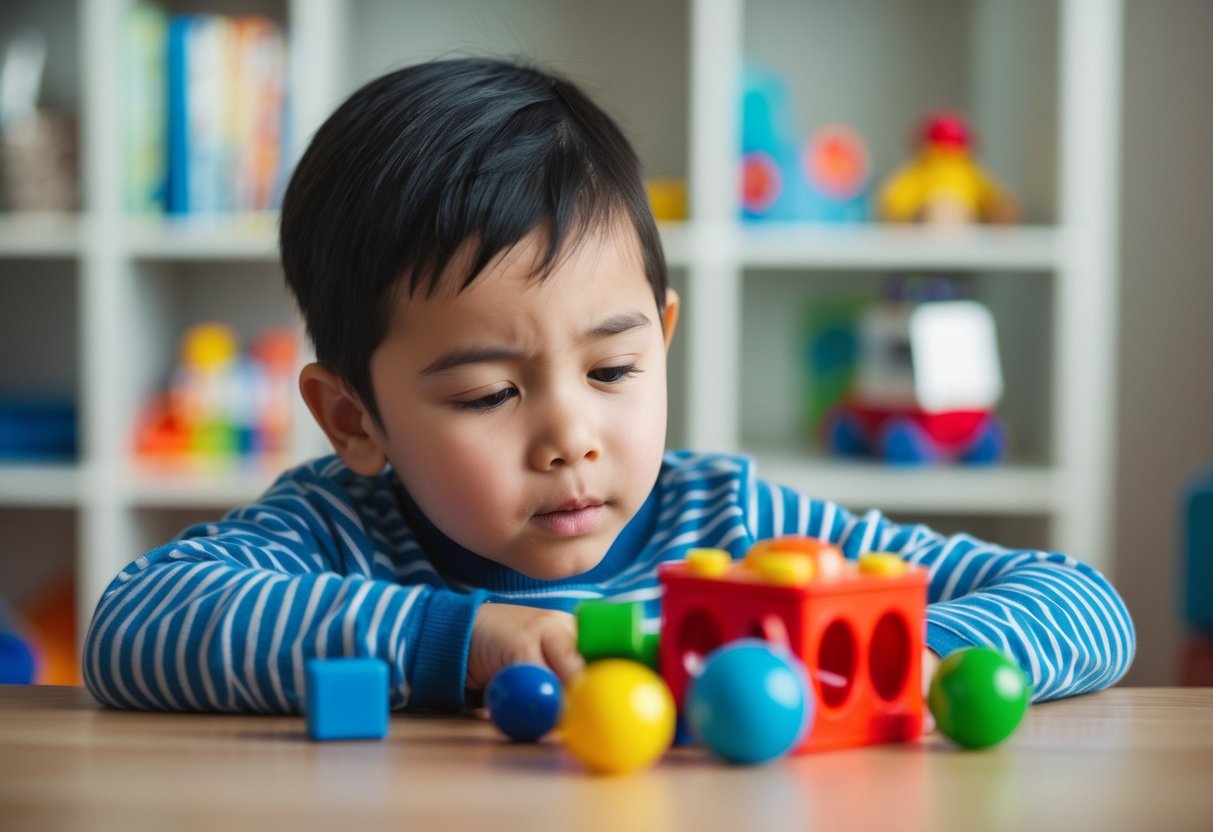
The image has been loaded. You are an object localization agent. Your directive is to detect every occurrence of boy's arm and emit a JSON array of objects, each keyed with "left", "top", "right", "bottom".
[
  {"left": 82, "top": 478, "right": 486, "bottom": 714},
  {"left": 754, "top": 480, "right": 1136, "bottom": 702}
]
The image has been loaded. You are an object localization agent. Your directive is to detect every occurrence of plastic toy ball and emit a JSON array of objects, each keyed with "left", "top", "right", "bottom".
[
  {"left": 485, "top": 663, "right": 563, "bottom": 743},
  {"left": 686, "top": 639, "right": 814, "bottom": 764},
  {"left": 560, "top": 659, "right": 676, "bottom": 775},
  {"left": 928, "top": 647, "right": 1032, "bottom": 749}
]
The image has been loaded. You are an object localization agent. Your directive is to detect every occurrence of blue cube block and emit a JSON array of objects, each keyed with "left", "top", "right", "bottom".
[{"left": 304, "top": 657, "right": 390, "bottom": 741}]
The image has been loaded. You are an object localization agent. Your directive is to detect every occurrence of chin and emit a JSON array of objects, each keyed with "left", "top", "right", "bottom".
[{"left": 516, "top": 547, "right": 607, "bottom": 581}]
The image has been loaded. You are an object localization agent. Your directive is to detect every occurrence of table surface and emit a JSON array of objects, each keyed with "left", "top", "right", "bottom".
[{"left": 2, "top": 685, "right": 1211, "bottom": 832}]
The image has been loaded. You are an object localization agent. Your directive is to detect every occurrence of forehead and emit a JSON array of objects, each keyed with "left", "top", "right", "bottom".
[{"left": 393, "top": 223, "right": 653, "bottom": 329}]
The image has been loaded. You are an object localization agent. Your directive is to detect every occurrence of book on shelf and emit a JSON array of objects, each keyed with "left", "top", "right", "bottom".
[{"left": 124, "top": 4, "right": 288, "bottom": 216}]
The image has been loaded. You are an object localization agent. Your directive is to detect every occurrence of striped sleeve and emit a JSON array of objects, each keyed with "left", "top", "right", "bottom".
[
  {"left": 81, "top": 467, "right": 486, "bottom": 714},
  {"left": 752, "top": 478, "right": 1136, "bottom": 702}
]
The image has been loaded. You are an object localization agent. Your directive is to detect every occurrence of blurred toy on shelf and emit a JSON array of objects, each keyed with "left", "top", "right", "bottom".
[
  {"left": 19, "top": 576, "right": 80, "bottom": 685},
  {"left": 822, "top": 277, "right": 1006, "bottom": 465},
  {"left": 133, "top": 322, "right": 297, "bottom": 467},
  {"left": 0, "top": 596, "right": 36, "bottom": 685},
  {"left": 741, "top": 65, "right": 870, "bottom": 223},
  {"left": 645, "top": 178, "right": 687, "bottom": 222},
  {"left": 1181, "top": 465, "right": 1213, "bottom": 685},
  {"left": 801, "top": 298, "right": 864, "bottom": 441},
  {"left": 877, "top": 112, "right": 1018, "bottom": 226},
  {"left": 0, "top": 397, "right": 77, "bottom": 461},
  {"left": 0, "top": 28, "right": 79, "bottom": 213}
]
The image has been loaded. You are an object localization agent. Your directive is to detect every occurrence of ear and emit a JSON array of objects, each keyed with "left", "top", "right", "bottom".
[
  {"left": 661, "top": 287, "right": 680, "bottom": 350},
  {"left": 298, "top": 363, "right": 387, "bottom": 476}
]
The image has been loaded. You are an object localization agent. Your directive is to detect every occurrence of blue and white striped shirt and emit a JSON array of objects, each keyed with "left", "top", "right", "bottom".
[{"left": 83, "top": 451, "right": 1134, "bottom": 712}]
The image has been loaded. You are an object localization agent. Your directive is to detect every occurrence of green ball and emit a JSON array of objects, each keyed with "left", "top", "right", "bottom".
[{"left": 928, "top": 647, "right": 1032, "bottom": 749}]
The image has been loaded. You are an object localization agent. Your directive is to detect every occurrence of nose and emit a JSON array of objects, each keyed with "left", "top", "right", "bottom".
[{"left": 527, "top": 392, "right": 602, "bottom": 471}]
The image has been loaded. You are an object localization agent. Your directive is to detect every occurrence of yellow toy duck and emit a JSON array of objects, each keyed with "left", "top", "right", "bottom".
[{"left": 878, "top": 113, "right": 1019, "bottom": 225}]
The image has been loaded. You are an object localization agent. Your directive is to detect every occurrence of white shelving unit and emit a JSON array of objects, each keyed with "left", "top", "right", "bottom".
[{"left": 0, "top": 0, "right": 1123, "bottom": 650}]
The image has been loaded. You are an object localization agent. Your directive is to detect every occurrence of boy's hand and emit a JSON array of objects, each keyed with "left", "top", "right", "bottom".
[{"left": 467, "top": 603, "right": 585, "bottom": 692}]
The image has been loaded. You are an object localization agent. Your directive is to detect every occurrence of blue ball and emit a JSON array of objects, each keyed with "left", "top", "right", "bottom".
[
  {"left": 686, "top": 639, "right": 814, "bottom": 764},
  {"left": 485, "top": 663, "right": 563, "bottom": 743}
]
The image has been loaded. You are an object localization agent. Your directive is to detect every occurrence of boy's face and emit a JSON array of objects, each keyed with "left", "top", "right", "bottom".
[{"left": 358, "top": 226, "right": 676, "bottom": 580}]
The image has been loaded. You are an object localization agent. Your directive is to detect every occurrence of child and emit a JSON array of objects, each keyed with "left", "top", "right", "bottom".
[{"left": 83, "top": 58, "right": 1133, "bottom": 713}]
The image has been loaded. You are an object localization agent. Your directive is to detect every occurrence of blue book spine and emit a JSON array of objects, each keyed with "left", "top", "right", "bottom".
[{"left": 165, "top": 15, "right": 192, "bottom": 214}]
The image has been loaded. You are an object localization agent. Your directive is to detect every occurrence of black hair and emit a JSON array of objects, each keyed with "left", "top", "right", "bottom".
[{"left": 279, "top": 57, "right": 667, "bottom": 427}]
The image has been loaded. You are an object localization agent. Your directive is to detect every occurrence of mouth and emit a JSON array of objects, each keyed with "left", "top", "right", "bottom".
[{"left": 532, "top": 499, "right": 605, "bottom": 537}]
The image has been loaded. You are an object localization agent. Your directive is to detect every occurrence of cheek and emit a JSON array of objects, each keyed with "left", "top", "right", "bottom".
[
  {"left": 391, "top": 421, "right": 520, "bottom": 530},
  {"left": 607, "top": 370, "right": 668, "bottom": 462}
]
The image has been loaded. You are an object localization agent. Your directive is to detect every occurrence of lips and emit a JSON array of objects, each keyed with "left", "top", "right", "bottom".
[{"left": 533, "top": 499, "right": 605, "bottom": 536}]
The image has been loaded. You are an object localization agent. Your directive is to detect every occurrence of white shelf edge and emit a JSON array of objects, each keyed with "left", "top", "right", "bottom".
[
  {"left": 741, "top": 223, "right": 1062, "bottom": 271},
  {"left": 0, "top": 213, "right": 82, "bottom": 258},
  {"left": 752, "top": 451, "right": 1061, "bottom": 515},
  {"left": 124, "top": 214, "right": 280, "bottom": 261},
  {"left": 661, "top": 221, "right": 1062, "bottom": 271},
  {"left": 0, "top": 462, "right": 81, "bottom": 506},
  {"left": 119, "top": 464, "right": 282, "bottom": 509},
  {"left": 659, "top": 222, "right": 693, "bottom": 267}
]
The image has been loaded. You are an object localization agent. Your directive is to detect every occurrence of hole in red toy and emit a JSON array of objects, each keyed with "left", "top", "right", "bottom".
[
  {"left": 677, "top": 608, "right": 723, "bottom": 679},
  {"left": 869, "top": 611, "right": 911, "bottom": 701},
  {"left": 817, "top": 619, "right": 857, "bottom": 709},
  {"left": 748, "top": 614, "right": 790, "bottom": 646}
]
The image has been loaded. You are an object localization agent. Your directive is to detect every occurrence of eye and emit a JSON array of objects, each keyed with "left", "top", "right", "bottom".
[
  {"left": 589, "top": 363, "right": 641, "bottom": 384},
  {"left": 454, "top": 387, "right": 517, "bottom": 412}
]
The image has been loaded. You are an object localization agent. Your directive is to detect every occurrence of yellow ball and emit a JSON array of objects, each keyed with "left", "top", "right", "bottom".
[{"left": 560, "top": 659, "right": 675, "bottom": 775}]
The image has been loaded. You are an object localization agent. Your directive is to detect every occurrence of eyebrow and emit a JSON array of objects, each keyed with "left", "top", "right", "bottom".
[{"left": 421, "top": 311, "right": 653, "bottom": 375}]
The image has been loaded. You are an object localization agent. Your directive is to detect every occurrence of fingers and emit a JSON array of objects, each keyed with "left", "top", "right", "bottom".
[{"left": 543, "top": 636, "right": 586, "bottom": 685}]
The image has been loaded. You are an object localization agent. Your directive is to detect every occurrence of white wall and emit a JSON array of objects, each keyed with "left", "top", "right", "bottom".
[{"left": 1115, "top": 0, "right": 1213, "bottom": 684}]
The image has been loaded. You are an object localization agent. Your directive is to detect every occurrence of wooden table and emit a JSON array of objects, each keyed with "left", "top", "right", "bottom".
[{"left": 2, "top": 685, "right": 1211, "bottom": 831}]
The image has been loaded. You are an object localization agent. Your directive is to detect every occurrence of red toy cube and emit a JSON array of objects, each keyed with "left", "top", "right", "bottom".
[{"left": 659, "top": 544, "right": 927, "bottom": 753}]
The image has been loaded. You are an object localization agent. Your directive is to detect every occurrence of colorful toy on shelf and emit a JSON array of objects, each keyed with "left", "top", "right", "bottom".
[
  {"left": 1179, "top": 464, "right": 1213, "bottom": 684},
  {"left": 0, "top": 597, "right": 36, "bottom": 685},
  {"left": 559, "top": 659, "right": 676, "bottom": 775},
  {"left": 878, "top": 112, "right": 1019, "bottom": 225},
  {"left": 685, "top": 639, "right": 814, "bottom": 764},
  {"left": 0, "top": 397, "right": 77, "bottom": 461},
  {"left": 927, "top": 647, "right": 1031, "bottom": 749},
  {"left": 19, "top": 577, "right": 81, "bottom": 685},
  {"left": 659, "top": 536, "right": 927, "bottom": 753},
  {"left": 825, "top": 279, "right": 1006, "bottom": 465},
  {"left": 741, "top": 65, "right": 870, "bottom": 223},
  {"left": 134, "top": 322, "right": 297, "bottom": 465},
  {"left": 304, "top": 657, "right": 390, "bottom": 742},
  {"left": 485, "top": 663, "right": 563, "bottom": 743},
  {"left": 645, "top": 177, "right": 688, "bottom": 222}
]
